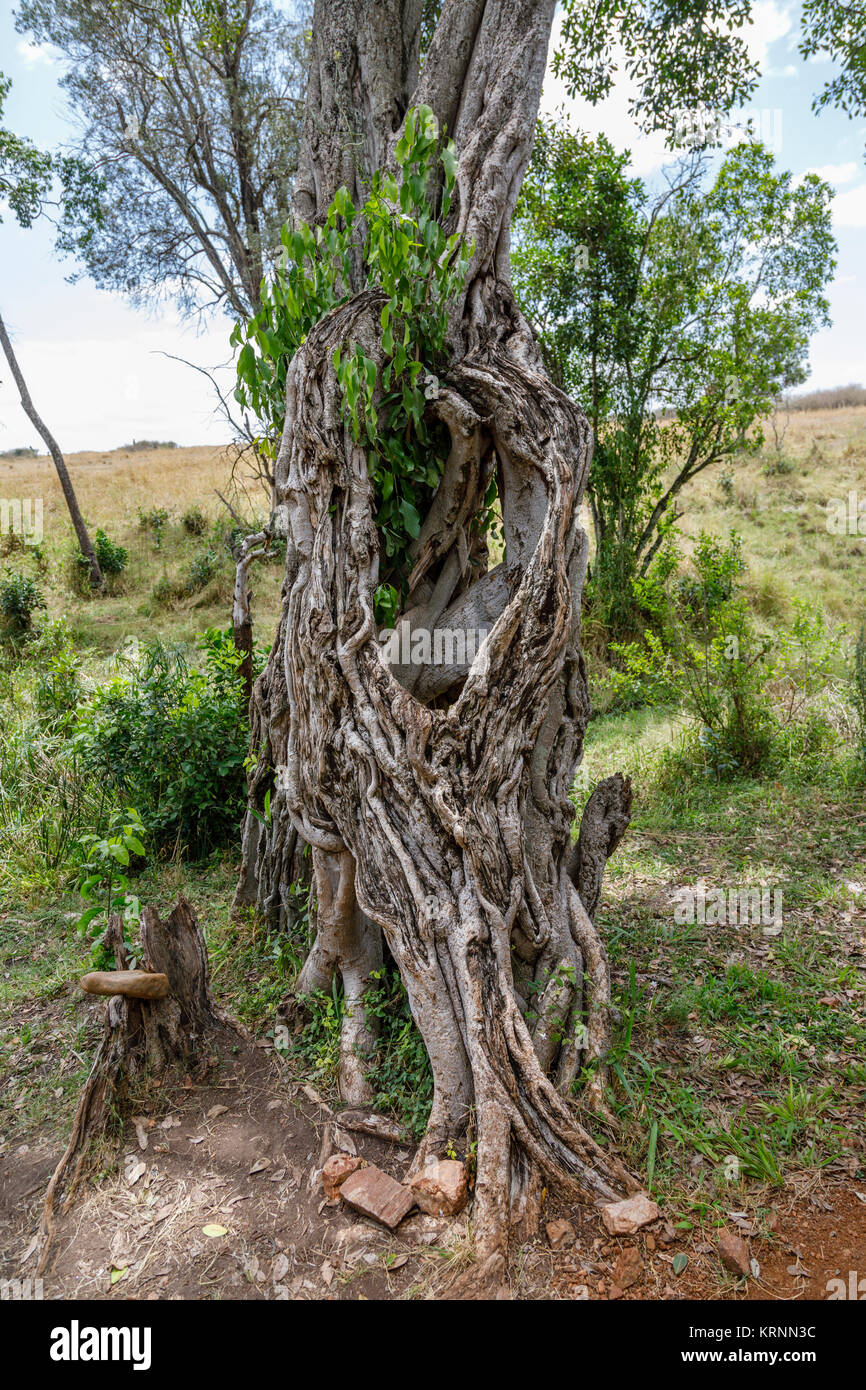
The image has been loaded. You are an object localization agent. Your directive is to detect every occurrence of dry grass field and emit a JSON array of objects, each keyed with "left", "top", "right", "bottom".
[
  {"left": 5, "top": 402, "right": 865, "bottom": 650},
  {"left": 676, "top": 405, "right": 866, "bottom": 622},
  {"left": 1, "top": 441, "right": 285, "bottom": 650}
]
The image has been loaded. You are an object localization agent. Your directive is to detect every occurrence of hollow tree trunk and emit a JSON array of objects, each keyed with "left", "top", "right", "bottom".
[
  {"left": 0, "top": 310, "right": 103, "bottom": 588},
  {"left": 238, "top": 0, "right": 635, "bottom": 1265}
]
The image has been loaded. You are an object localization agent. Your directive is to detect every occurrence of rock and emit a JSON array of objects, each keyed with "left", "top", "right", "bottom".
[
  {"left": 400, "top": 1212, "right": 448, "bottom": 1245},
  {"left": 717, "top": 1228, "right": 751, "bottom": 1277},
  {"left": 600, "top": 1193, "right": 660, "bottom": 1236},
  {"left": 408, "top": 1159, "right": 468, "bottom": 1217},
  {"left": 321, "top": 1153, "right": 363, "bottom": 1201},
  {"left": 608, "top": 1283, "right": 623, "bottom": 1300},
  {"left": 546, "top": 1219, "right": 576, "bottom": 1251},
  {"left": 339, "top": 1165, "right": 415, "bottom": 1229},
  {"left": 612, "top": 1245, "right": 643, "bottom": 1290}
]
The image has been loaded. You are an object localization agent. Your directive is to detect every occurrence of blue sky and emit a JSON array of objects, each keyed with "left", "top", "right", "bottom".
[{"left": 1, "top": 0, "right": 865, "bottom": 452}]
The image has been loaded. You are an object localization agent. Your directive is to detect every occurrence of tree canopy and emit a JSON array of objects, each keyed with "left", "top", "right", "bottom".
[
  {"left": 17, "top": 0, "right": 309, "bottom": 319},
  {"left": 512, "top": 122, "right": 836, "bottom": 634}
]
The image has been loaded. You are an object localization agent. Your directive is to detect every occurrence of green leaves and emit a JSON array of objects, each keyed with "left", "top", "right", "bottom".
[
  {"left": 235, "top": 106, "right": 470, "bottom": 624},
  {"left": 0, "top": 72, "right": 53, "bottom": 228},
  {"left": 554, "top": 1, "right": 760, "bottom": 137},
  {"left": 512, "top": 118, "right": 835, "bottom": 640},
  {"left": 75, "top": 807, "right": 148, "bottom": 960},
  {"left": 75, "top": 631, "right": 252, "bottom": 858}
]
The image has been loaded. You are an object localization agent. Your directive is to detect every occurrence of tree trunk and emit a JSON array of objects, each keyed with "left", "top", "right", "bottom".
[
  {"left": 238, "top": 0, "right": 636, "bottom": 1266},
  {"left": 38, "top": 899, "right": 227, "bottom": 1271},
  {"left": 231, "top": 528, "right": 268, "bottom": 706},
  {"left": 0, "top": 310, "right": 104, "bottom": 588}
]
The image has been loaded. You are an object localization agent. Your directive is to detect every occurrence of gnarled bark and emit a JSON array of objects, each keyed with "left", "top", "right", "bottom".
[{"left": 237, "top": 0, "right": 635, "bottom": 1265}]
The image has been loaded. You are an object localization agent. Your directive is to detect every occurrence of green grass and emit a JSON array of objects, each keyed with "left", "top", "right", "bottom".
[{"left": 577, "top": 702, "right": 866, "bottom": 1213}]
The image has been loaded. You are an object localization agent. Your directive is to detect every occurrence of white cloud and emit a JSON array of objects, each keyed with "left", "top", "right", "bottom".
[
  {"left": 805, "top": 162, "right": 859, "bottom": 186},
  {"left": 0, "top": 328, "right": 236, "bottom": 453},
  {"left": 16, "top": 40, "right": 60, "bottom": 67},
  {"left": 832, "top": 184, "right": 866, "bottom": 228},
  {"left": 746, "top": 1, "right": 795, "bottom": 70}
]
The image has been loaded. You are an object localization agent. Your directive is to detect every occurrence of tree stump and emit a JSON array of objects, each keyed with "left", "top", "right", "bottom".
[{"left": 38, "top": 898, "right": 228, "bottom": 1271}]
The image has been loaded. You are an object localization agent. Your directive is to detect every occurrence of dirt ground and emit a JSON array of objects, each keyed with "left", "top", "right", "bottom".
[{"left": 2, "top": 1029, "right": 864, "bottom": 1301}]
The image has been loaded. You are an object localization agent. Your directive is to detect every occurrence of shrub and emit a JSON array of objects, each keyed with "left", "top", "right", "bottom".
[
  {"left": 604, "top": 631, "right": 680, "bottom": 709},
  {"left": 151, "top": 548, "right": 225, "bottom": 607},
  {"left": 76, "top": 528, "right": 128, "bottom": 582},
  {"left": 74, "top": 630, "right": 249, "bottom": 856},
  {"left": 0, "top": 572, "right": 44, "bottom": 635},
  {"left": 184, "top": 547, "right": 222, "bottom": 594},
  {"left": 0, "top": 723, "right": 109, "bottom": 885},
  {"left": 33, "top": 619, "right": 83, "bottom": 726},
  {"left": 676, "top": 530, "right": 745, "bottom": 620},
  {"left": 94, "top": 528, "right": 128, "bottom": 575},
  {"left": 784, "top": 383, "right": 866, "bottom": 412},
  {"left": 151, "top": 576, "right": 176, "bottom": 608},
  {"left": 123, "top": 439, "right": 177, "bottom": 451},
  {"left": 182, "top": 507, "right": 207, "bottom": 536},
  {"left": 138, "top": 506, "right": 170, "bottom": 548},
  {"left": 75, "top": 807, "right": 147, "bottom": 967}
]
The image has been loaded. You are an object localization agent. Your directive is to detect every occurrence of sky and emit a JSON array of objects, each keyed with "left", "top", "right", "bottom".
[{"left": 1, "top": 0, "right": 865, "bottom": 452}]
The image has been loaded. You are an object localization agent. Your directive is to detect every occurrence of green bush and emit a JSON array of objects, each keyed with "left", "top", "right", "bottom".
[
  {"left": 33, "top": 619, "right": 83, "bottom": 726},
  {"left": 0, "top": 572, "right": 44, "bottom": 635},
  {"left": 75, "top": 528, "right": 128, "bottom": 583},
  {"left": 74, "top": 630, "right": 249, "bottom": 856},
  {"left": 138, "top": 506, "right": 170, "bottom": 549},
  {"left": 184, "top": 547, "right": 222, "bottom": 594},
  {"left": 182, "top": 507, "right": 207, "bottom": 536},
  {"left": 93, "top": 528, "right": 128, "bottom": 576},
  {"left": 675, "top": 530, "right": 745, "bottom": 619},
  {"left": 606, "top": 526, "right": 844, "bottom": 779}
]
